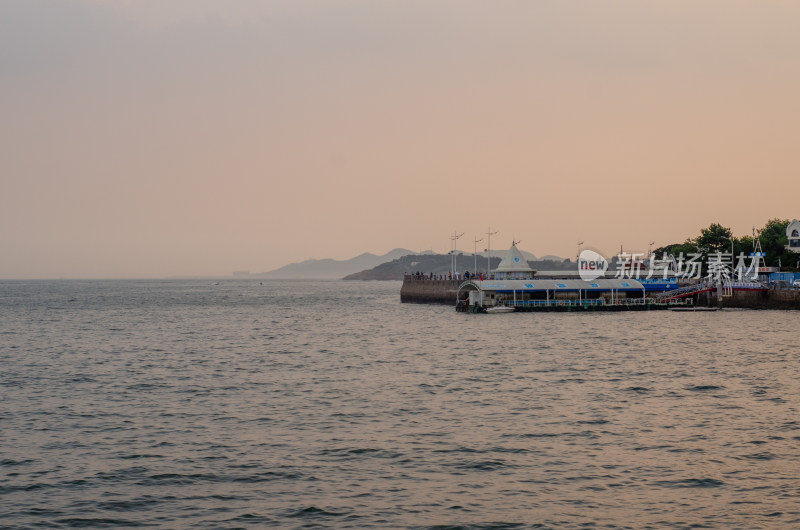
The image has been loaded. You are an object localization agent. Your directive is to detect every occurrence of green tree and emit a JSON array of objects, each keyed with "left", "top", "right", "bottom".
[
  {"left": 733, "top": 235, "right": 754, "bottom": 261},
  {"left": 695, "top": 223, "right": 734, "bottom": 253},
  {"left": 655, "top": 219, "right": 799, "bottom": 274},
  {"left": 758, "top": 218, "right": 794, "bottom": 268},
  {"left": 653, "top": 240, "right": 696, "bottom": 259},
  {"left": 656, "top": 223, "right": 749, "bottom": 276}
]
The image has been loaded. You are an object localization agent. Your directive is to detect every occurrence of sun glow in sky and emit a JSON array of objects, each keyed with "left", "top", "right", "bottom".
[{"left": 2, "top": 0, "right": 800, "bottom": 278}]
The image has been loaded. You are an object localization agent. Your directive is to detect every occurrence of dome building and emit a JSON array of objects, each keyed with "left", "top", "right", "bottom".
[{"left": 493, "top": 243, "right": 536, "bottom": 280}]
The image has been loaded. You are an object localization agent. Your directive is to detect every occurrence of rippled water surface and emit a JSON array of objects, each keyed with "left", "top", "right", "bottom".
[{"left": 2, "top": 279, "right": 800, "bottom": 528}]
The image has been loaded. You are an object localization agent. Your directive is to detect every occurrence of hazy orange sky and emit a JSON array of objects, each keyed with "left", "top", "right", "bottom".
[{"left": 2, "top": 1, "right": 800, "bottom": 278}]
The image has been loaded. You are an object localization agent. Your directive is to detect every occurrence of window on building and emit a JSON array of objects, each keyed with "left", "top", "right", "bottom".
[{"left": 792, "top": 229, "right": 799, "bottom": 237}]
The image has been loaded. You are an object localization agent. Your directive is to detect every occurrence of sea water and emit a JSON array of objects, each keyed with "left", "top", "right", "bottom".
[{"left": 1, "top": 279, "right": 799, "bottom": 528}]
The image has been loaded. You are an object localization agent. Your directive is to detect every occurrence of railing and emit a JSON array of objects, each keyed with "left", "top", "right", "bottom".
[
  {"left": 722, "top": 281, "right": 733, "bottom": 297},
  {"left": 656, "top": 282, "right": 713, "bottom": 300},
  {"left": 657, "top": 280, "right": 769, "bottom": 300},
  {"left": 496, "top": 298, "right": 690, "bottom": 308},
  {"left": 771, "top": 284, "right": 800, "bottom": 290},
  {"left": 404, "top": 273, "right": 497, "bottom": 281},
  {"left": 501, "top": 299, "right": 604, "bottom": 308},
  {"left": 404, "top": 274, "right": 463, "bottom": 281},
  {"left": 732, "top": 280, "right": 761, "bottom": 289}
]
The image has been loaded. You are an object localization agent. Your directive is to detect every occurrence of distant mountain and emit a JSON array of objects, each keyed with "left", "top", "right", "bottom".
[
  {"left": 252, "top": 248, "right": 423, "bottom": 279},
  {"left": 344, "top": 253, "right": 574, "bottom": 281},
  {"left": 241, "top": 247, "right": 567, "bottom": 280},
  {"left": 539, "top": 254, "right": 567, "bottom": 262},
  {"left": 473, "top": 249, "right": 536, "bottom": 261},
  {"left": 473, "top": 249, "right": 566, "bottom": 262}
]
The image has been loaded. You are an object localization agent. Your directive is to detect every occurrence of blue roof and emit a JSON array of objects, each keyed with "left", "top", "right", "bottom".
[{"left": 459, "top": 278, "right": 645, "bottom": 293}]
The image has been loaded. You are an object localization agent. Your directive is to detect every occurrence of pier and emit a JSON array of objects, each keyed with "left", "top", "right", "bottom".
[
  {"left": 400, "top": 275, "right": 800, "bottom": 310},
  {"left": 400, "top": 241, "right": 800, "bottom": 311}
]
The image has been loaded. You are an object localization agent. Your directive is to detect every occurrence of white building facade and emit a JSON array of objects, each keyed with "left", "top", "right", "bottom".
[{"left": 787, "top": 219, "right": 800, "bottom": 253}]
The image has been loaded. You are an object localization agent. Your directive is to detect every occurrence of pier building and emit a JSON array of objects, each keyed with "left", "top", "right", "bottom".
[
  {"left": 454, "top": 243, "right": 685, "bottom": 312},
  {"left": 457, "top": 277, "right": 649, "bottom": 310}
]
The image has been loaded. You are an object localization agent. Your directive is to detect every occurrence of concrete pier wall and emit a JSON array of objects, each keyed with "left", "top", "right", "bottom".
[
  {"left": 714, "top": 289, "right": 800, "bottom": 309},
  {"left": 401, "top": 279, "right": 461, "bottom": 305},
  {"left": 671, "top": 289, "right": 800, "bottom": 309}
]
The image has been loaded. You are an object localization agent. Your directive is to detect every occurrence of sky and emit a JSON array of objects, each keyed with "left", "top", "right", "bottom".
[{"left": 2, "top": 0, "right": 800, "bottom": 278}]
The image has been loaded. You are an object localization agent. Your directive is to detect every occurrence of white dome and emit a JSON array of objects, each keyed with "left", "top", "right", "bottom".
[{"left": 494, "top": 244, "right": 534, "bottom": 273}]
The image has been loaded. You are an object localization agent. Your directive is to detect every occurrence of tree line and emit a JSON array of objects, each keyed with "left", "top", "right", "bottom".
[{"left": 654, "top": 219, "right": 798, "bottom": 271}]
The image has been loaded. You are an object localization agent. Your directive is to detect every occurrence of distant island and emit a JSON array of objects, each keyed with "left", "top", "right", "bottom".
[
  {"left": 233, "top": 248, "right": 427, "bottom": 280},
  {"left": 236, "top": 248, "right": 567, "bottom": 280}
]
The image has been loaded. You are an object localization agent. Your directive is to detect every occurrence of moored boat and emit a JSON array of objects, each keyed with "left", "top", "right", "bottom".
[{"left": 486, "top": 305, "right": 514, "bottom": 314}]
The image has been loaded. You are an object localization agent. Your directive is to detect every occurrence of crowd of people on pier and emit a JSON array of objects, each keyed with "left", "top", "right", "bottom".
[{"left": 405, "top": 271, "right": 482, "bottom": 281}]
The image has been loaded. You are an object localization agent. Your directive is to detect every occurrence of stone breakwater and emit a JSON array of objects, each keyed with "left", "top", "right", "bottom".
[{"left": 400, "top": 278, "right": 461, "bottom": 305}]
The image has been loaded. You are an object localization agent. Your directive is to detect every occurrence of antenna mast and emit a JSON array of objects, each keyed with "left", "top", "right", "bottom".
[
  {"left": 450, "top": 230, "right": 464, "bottom": 276},
  {"left": 473, "top": 237, "right": 483, "bottom": 276},
  {"left": 486, "top": 227, "right": 498, "bottom": 275}
]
